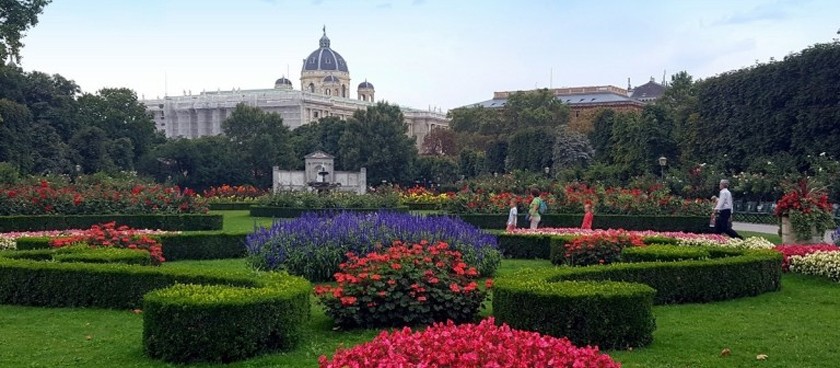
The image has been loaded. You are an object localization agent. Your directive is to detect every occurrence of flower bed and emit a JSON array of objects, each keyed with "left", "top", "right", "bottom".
[
  {"left": 0, "top": 180, "right": 207, "bottom": 215},
  {"left": 457, "top": 213, "right": 714, "bottom": 233},
  {"left": 398, "top": 186, "right": 453, "bottom": 210},
  {"left": 246, "top": 212, "right": 500, "bottom": 281},
  {"left": 319, "top": 318, "right": 620, "bottom": 368},
  {"left": 49, "top": 222, "right": 165, "bottom": 264},
  {"left": 557, "top": 231, "right": 645, "bottom": 266},
  {"left": 1, "top": 228, "right": 174, "bottom": 251},
  {"left": 258, "top": 191, "right": 400, "bottom": 209},
  {"left": 774, "top": 244, "right": 840, "bottom": 272},
  {"left": 315, "top": 241, "right": 488, "bottom": 328},
  {"left": 789, "top": 251, "right": 840, "bottom": 281}
]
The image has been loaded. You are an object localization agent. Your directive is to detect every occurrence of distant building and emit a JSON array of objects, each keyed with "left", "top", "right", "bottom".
[
  {"left": 629, "top": 77, "right": 666, "bottom": 102},
  {"left": 142, "top": 29, "right": 448, "bottom": 148}
]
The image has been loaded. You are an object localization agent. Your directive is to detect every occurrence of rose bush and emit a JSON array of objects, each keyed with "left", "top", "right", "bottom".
[
  {"left": 314, "top": 241, "right": 488, "bottom": 328},
  {"left": 318, "top": 317, "right": 620, "bottom": 368},
  {"left": 202, "top": 184, "right": 268, "bottom": 202},
  {"left": 560, "top": 230, "right": 645, "bottom": 266},
  {"left": 49, "top": 222, "right": 165, "bottom": 265}
]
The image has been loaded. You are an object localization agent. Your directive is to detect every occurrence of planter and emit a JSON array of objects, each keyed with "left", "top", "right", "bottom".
[{"left": 780, "top": 216, "right": 823, "bottom": 244}]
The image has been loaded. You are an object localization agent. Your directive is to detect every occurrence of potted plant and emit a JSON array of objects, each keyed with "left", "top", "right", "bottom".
[{"left": 775, "top": 179, "right": 835, "bottom": 244}]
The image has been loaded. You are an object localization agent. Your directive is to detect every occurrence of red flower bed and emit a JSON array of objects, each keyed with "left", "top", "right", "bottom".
[
  {"left": 774, "top": 244, "right": 840, "bottom": 272},
  {"left": 314, "top": 241, "right": 488, "bottom": 328},
  {"left": 319, "top": 317, "right": 620, "bottom": 368},
  {"left": 50, "top": 222, "right": 165, "bottom": 264},
  {"left": 0, "top": 180, "right": 207, "bottom": 215},
  {"left": 562, "top": 230, "right": 645, "bottom": 266},
  {"left": 202, "top": 184, "right": 267, "bottom": 200}
]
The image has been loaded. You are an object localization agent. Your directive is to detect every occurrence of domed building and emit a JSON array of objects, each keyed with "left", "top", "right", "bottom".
[{"left": 143, "top": 28, "right": 446, "bottom": 148}]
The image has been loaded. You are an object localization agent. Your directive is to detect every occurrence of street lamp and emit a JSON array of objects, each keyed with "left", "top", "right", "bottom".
[
  {"left": 658, "top": 156, "right": 667, "bottom": 179},
  {"left": 544, "top": 166, "right": 550, "bottom": 178}
]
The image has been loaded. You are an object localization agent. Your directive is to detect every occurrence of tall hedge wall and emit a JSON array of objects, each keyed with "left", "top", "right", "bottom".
[{"left": 0, "top": 214, "right": 223, "bottom": 232}]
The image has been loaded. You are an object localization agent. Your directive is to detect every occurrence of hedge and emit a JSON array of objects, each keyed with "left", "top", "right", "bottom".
[
  {"left": 53, "top": 247, "right": 152, "bottom": 266},
  {"left": 208, "top": 202, "right": 254, "bottom": 211},
  {"left": 0, "top": 214, "right": 223, "bottom": 232},
  {"left": 403, "top": 203, "right": 440, "bottom": 211},
  {"left": 454, "top": 214, "right": 713, "bottom": 233},
  {"left": 0, "top": 256, "right": 310, "bottom": 363},
  {"left": 249, "top": 206, "right": 410, "bottom": 218},
  {"left": 620, "top": 245, "right": 711, "bottom": 263},
  {"left": 493, "top": 277, "right": 656, "bottom": 349},
  {"left": 15, "top": 232, "right": 250, "bottom": 261},
  {"left": 497, "top": 233, "right": 574, "bottom": 259},
  {"left": 144, "top": 278, "right": 309, "bottom": 363},
  {"left": 493, "top": 248, "right": 781, "bottom": 348}
]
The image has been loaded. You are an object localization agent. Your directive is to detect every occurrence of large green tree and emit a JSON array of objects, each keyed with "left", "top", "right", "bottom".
[
  {"left": 0, "top": 0, "right": 51, "bottom": 63},
  {"left": 338, "top": 102, "right": 418, "bottom": 184},
  {"left": 223, "top": 103, "right": 295, "bottom": 187},
  {"left": 505, "top": 127, "right": 554, "bottom": 172},
  {"left": 138, "top": 136, "right": 250, "bottom": 190},
  {"left": 503, "top": 89, "right": 570, "bottom": 132},
  {"left": 289, "top": 116, "right": 347, "bottom": 169},
  {"left": 76, "top": 88, "right": 161, "bottom": 164}
]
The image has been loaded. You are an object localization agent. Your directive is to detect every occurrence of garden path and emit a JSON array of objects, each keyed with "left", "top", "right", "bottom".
[{"left": 732, "top": 221, "right": 834, "bottom": 243}]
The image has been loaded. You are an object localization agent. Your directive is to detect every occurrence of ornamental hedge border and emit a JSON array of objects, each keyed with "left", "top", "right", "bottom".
[
  {"left": 493, "top": 248, "right": 782, "bottom": 348},
  {"left": 497, "top": 233, "right": 679, "bottom": 260},
  {"left": 455, "top": 214, "right": 713, "bottom": 233},
  {"left": 0, "top": 214, "right": 223, "bottom": 232},
  {"left": 249, "top": 206, "right": 410, "bottom": 218},
  {"left": 208, "top": 202, "right": 254, "bottom": 211},
  {"left": 14, "top": 232, "right": 250, "bottom": 261},
  {"left": 0, "top": 255, "right": 310, "bottom": 363}
]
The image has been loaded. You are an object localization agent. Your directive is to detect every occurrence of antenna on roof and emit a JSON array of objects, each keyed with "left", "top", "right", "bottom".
[
  {"left": 550, "top": 67, "right": 553, "bottom": 89},
  {"left": 627, "top": 77, "right": 631, "bottom": 91},
  {"left": 662, "top": 70, "right": 667, "bottom": 85}
]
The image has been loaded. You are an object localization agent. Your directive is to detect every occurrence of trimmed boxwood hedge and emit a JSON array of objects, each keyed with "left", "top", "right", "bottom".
[
  {"left": 15, "top": 232, "right": 250, "bottom": 261},
  {"left": 53, "top": 247, "right": 152, "bottom": 265},
  {"left": 208, "top": 202, "right": 254, "bottom": 211},
  {"left": 0, "top": 214, "right": 223, "bottom": 232},
  {"left": 0, "top": 255, "right": 310, "bottom": 363},
  {"left": 493, "top": 248, "right": 782, "bottom": 348},
  {"left": 249, "top": 206, "right": 410, "bottom": 218},
  {"left": 497, "top": 233, "right": 575, "bottom": 259},
  {"left": 493, "top": 277, "right": 656, "bottom": 349},
  {"left": 455, "top": 214, "right": 713, "bottom": 233},
  {"left": 144, "top": 277, "right": 309, "bottom": 363},
  {"left": 621, "top": 245, "right": 711, "bottom": 263}
]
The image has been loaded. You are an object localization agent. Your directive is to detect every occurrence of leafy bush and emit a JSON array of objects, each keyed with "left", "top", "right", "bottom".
[
  {"left": 319, "top": 318, "right": 620, "bottom": 368},
  {"left": 621, "top": 245, "right": 711, "bottom": 263},
  {"left": 53, "top": 246, "right": 152, "bottom": 265},
  {"left": 314, "top": 241, "right": 488, "bottom": 328},
  {"left": 156, "top": 232, "right": 248, "bottom": 261},
  {"left": 246, "top": 212, "right": 500, "bottom": 281},
  {"left": 0, "top": 214, "right": 222, "bottom": 232},
  {"left": 202, "top": 184, "right": 268, "bottom": 202},
  {"left": 258, "top": 191, "right": 400, "bottom": 209},
  {"left": 49, "top": 222, "right": 164, "bottom": 264},
  {"left": 774, "top": 244, "right": 840, "bottom": 272},
  {"left": 553, "top": 231, "right": 645, "bottom": 266},
  {"left": 144, "top": 278, "right": 310, "bottom": 364}
]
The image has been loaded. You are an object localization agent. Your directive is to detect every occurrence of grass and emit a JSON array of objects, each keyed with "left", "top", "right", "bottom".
[{"left": 1, "top": 212, "right": 827, "bottom": 367}]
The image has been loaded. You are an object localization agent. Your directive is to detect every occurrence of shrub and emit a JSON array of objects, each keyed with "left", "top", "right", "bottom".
[
  {"left": 202, "top": 184, "right": 268, "bottom": 201},
  {"left": 314, "top": 241, "right": 488, "bottom": 328},
  {"left": 621, "top": 245, "right": 711, "bottom": 263},
  {"left": 554, "top": 230, "right": 645, "bottom": 266},
  {"left": 53, "top": 246, "right": 152, "bottom": 266},
  {"left": 144, "top": 278, "right": 310, "bottom": 364},
  {"left": 774, "top": 244, "right": 840, "bottom": 272},
  {"left": 246, "top": 212, "right": 500, "bottom": 281},
  {"left": 319, "top": 318, "right": 620, "bottom": 368},
  {"left": 49, "top": 222, "right": 164, "bottom": 264},
  {"left": 157, "top": 232, "right": 248, "bottom": 261},
  {"left": 789, "top": 251, "right": 840, "bottom": 281},
  {"left": 258, "top": 191, "right": 400, "bottom": 209},
  {"left": 0, "top": 214, "right": 222, "bottom": 232}
]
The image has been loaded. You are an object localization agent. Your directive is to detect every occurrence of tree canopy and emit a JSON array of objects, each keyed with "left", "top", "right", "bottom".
[{"left": 0, "top": 0, "right": 51, "bottom": 63}]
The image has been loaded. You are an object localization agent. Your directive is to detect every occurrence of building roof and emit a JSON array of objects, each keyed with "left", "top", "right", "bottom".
[
  {"left": 630, "top": 79, "right": 666, "bottom": 100},
  {"left": 275, "top": 77, "right": 293, "bottom": 85},
  {"left": 358, "top": 80, "right": 374, "bottom": 89},
  {"left": 323, "top": 75, "right": 340, "bottom": 83},
  {"left": 305, "top": 150, "right": 335, "bottom": 159},
  {"left": 302, "top": 31, "right": 349, "bottom": 73},
  {"left": 468, "top": 91, "right": 642, "bottom": 109}
]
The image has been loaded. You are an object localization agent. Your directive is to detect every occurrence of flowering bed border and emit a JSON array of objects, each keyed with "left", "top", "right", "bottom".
[
  {"left": 493, "top": 248, "right": 781, "bottom": 348},
  {"left": 0, "top": 214, "right": 223, "bottom": 232},
  {"left": 455, "top": 213, "right": 713, "bottom": 233},
  {"left": 0, "top": 255, "right": 310, "bottom": 363},
  {"left": 249, "top": 206, "right": 410, "bottom": 218}
]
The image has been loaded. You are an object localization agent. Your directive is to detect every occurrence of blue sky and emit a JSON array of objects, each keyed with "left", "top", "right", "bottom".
[{"left": 17, "top": 0, "right": 839, "bottom": 110}]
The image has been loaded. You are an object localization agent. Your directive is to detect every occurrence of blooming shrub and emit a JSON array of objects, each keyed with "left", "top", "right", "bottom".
[
  {"left": 49, "top": 222, "right": 165, "bottom": 264},
  {"left": 314, "top": 241, "right": 488, "bottom": 328},
  {"left": 258, "top": 191, "right": 400, "bottom": 209},
  {"left": 398, "top": 186, "right": 453, "bottom": 206},
  {"left": 790, "top": 251, "right": 840, "bottom": 281},
  {"left": 0, "top": 237, "right": 14, "bottom": 250},
  {"left": 776, "top": 244, "right": 840, "bottom": 272},
  {"left": 0, "top": 228, "right": 174, "bottom": 251},
  {"left": 0, "top": 180, "right": 207, "bottom": 215},
  {"left": 202, "top": 184, "right": 268, "bottom": 202},
  {"left": 246, "top": 212, "right": 500, "bottom": 281},
  {"left": 319, "top": 317, "right": 620, "bottom": 368},
  {"left": 775, "top": 179, "right": 835, "bottom": 240},
  {"left": 561, "top": 230, "right": 645, "bottom": 266},
  {"left": 514, "top": 227, "right": 730, "bottom": 244}
]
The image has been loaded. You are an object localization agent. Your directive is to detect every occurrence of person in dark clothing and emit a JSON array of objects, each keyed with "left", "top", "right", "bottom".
[{"left": 713, "top": 179, "right": 743, "bottom": 239}]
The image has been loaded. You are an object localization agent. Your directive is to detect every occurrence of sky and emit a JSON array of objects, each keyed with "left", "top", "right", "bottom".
[{"left": 17, "top": 0, "right": 840, "bottom": 111}]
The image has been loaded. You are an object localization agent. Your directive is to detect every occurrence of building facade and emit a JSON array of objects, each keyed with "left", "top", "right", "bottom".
[{"left": 143, "top": 30, "right": 447, "bottom": 148}]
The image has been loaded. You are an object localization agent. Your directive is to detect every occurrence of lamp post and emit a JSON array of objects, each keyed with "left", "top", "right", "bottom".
[
  {"left": 544, "top": 166, "right": 550, "bottom": 178},
  {"left": 658, "top": 156, "right": 667, "bottom": 179}
]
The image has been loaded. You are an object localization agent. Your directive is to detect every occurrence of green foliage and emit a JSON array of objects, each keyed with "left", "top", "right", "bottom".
[
  {"left": 338, "top": 102, "right": 418, "bottom": 184},
  {"left": 222, "top": 104, "right": 295, "bottom": 187},
  {"left": 412, "top": 155, "right": 459, "bottom": 184},
  {"left": 0, "top": 161, "right": 20, "bottom": 184},
  {"left": 457, "top": 149, "right": 486, "bottom": 178},
  {"left": 0, "top": 214, "right": 223, "bottom": 232},
  {"left": 0, "top": 0, "right": 51, "bottom": 63},
  {"left": 258, "top": 191, "right": 401, "bottom": 209},
  {"left": 455, "top": 213, "right": 713, "bottom": 233},
  {"left": 552, "top": 125, "right": 594, "bottom": 171},
  {"left": 503, "top": 89, "right": 570, "bottom": 132},
  {"left": 289, "top": 116, "right": 346, "bottom": 170},
  {"left": 143, "top": 278, "right": 310, "bottom": 363},
  {"left": 419, "top": 127, "right": 457, "bottom": 156},
  {"left": 621, "top": 245, "right": 711, "bottom": 263},
  {"left": 52, "top": 246, "right": 152, "bottom": 266},
  {"left": 157, "top": 232, "right": 249, "bottom": 261},
  {"left": 493, "top": 276, "right": 656, "bottom": 349},
  {"left": 11, "top": 236, "right": 50, "bottom": 250},
  {"left": 496, "top": 233, "right": 574, "bottom": 259},
  {"left": 139, "top": 136, "right": 252, "bottom": 191},
  {"left": 506, "top": 127, "right": 554, "bottom": 172}
]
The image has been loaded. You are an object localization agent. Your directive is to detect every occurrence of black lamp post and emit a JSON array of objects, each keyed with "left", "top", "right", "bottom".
[
  {"left": 544, "top": 166, "right": 550, "bottom": 178},
  {"left": 658, "top": 156, "right": 667, "bottom": 179}
]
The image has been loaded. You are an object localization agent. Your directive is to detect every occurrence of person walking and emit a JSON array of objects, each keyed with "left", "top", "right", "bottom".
[
  {"left": 713, "top": 179, "right": 743, "bottom": 239},
  {"left": 581, "top": 201, "right": 594, "bottom": 230},
  {"left": 528, "top": 187, "right": 543, "bottom": 229},
  {"left": 506, "top": 198, "right": 518, "bottom": 232}
]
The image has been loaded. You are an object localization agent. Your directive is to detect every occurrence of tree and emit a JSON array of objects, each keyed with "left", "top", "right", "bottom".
[
  {"left": 503, "top": 89, "right": 570, "bottom": 132},
  {"left": 338, "top": 102, "right": 418, "bottom": 184},
  {"left": 552, "top": 126, "right": 594, "bottom": 171},
  {"left": 505, "top": 127, "right": 554, "bottom": 172},
  {"left": 223, "top": 103, "right": 295, "bottom": 187},
  {"left": 69, "top": 126, "right": 114, "bottom": 173},
  {"left": 458, "top": 149, "right": 485, "bottom": 179},
  {"left": 484, "top": 140, "right": 507, "bottom": 175},
  {"left": 0, "top": 0, "right": 51, "bottom": 63},
  {"left": 413, "top": 155, "right": 459, "bottom": 184},
  {"left": 420, "top": 127, "right": 457, "bottom": 156},
  {"left": 588, "top": 109, "right": 617, "bottom": 163},
  {"left": 290, "top": 116, "right": 348, "bottom": 169},
  {"left": 138, "top": 136, "right": 250, "bottom": 190}
]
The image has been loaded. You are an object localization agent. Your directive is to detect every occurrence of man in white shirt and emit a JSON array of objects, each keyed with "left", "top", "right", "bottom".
[{"left": 713, "top": 179, "right": 743, "bottom": 239}]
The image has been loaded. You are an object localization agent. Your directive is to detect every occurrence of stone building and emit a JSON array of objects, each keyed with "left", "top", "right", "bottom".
[{"left": 142, "top": 29, "right": 447, "bottom": 148}]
